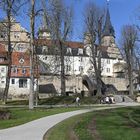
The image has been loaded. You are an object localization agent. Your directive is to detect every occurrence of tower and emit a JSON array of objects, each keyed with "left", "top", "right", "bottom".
[
  {"left": 101, "top": 2, "right": 115, "bottom": 47},
  {"left": 38, "top": 0, "right": 51, "bottom": 39},
  {"left": 101, "top": 1, "right": 122, "bottom": 59}
]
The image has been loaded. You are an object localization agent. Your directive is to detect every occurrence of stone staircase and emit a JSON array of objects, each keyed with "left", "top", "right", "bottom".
[{"left": 114, "top": 95, "right": 134, "bottom": 103}]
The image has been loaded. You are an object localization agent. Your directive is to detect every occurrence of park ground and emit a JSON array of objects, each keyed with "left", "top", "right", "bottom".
[
  {"left": 45, "top": 106, "right": 140, "bottom": 140},
  {"left": 0, "top": 96, "right": 140, "bottom": 140}
]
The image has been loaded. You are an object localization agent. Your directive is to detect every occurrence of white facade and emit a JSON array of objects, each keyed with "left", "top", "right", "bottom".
[
  {"left": 0, "top": 66, "right": 7, "bottom": 88},
  {"left": 39, "top": 53, "right": 125, "bottom": 78},
  {"left": 9, "top": 78, "right": 30, "bottom": 97}
]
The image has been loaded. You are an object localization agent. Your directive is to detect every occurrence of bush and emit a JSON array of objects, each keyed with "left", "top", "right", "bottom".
[{"left": 0, "top": 108, "right": 11, "bottom": 120}]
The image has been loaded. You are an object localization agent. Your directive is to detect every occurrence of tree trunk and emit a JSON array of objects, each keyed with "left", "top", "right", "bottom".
[
  {"left": 29, "top": 0, "right": 35, "bottom": 109},
  {"left": 60, "top": 41, "right": 65, "bottom": 95},
  {"left": 3, "top": 11, "right": 12, "bottom": 104},
  {"left": 128, "top": 61, "right": 133, "bottom": 95}
]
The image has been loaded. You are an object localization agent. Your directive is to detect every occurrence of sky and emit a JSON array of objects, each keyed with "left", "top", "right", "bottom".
[
  {"left": 0, "top": 0, "right": 140, "bottom": 46},
  {"left": 68, "top": 0, "right": 140, "bottom": 44}
]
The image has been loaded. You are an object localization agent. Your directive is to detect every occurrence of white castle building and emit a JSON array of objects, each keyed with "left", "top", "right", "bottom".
[{"left": 36, "top": 7, "right": 128, "bottom": 95}]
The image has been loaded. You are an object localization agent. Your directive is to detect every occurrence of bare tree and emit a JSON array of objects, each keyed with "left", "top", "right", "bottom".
[
  {"left": 121, "top": 25, "right": 138, "bottom": 95},
  {"left": 28, "top": 0, "right": 35, "bottom": 109},
  {"left": 28, "top": 0, "right": 43, "bottom": 109},
  {"left": 44, "top": 0, "right": 73, "bottom": 95},
  {"left": 0, "top": 0, "right": 23, "bottom": 103},
  {"left": 84, "top": 2, "right": 105, "bottom": 96}
]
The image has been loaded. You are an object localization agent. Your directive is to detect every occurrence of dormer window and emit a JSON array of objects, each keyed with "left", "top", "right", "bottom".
[
  {"left": 78, "top": 48, "right": 83, "bottom": 55},
  {"left": 42, "top": 46, "right": 48, "bottom": 54},
  {"left": 66, "top": 48, "right": 72, "bottom": 54}
]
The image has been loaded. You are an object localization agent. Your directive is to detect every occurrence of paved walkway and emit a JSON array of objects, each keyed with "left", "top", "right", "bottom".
[{"left": 0, "top": 103, "right": 139, "bottom": 140}]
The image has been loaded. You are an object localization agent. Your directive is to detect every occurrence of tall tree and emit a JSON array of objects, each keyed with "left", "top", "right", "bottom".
[
  {"left": 84, "top": 2, "right": 105, "bottom": 96},
  {"left": 29, "top": 0, "right": 35, "bottom": 109},
  {"left": 45, "top": 0, "right": 73, "bottom": 95},
  {"left": 0, "top": 0, "right": 23, "bottom": 103},
  {"left": 28, "top": 0, "right": 43, "bottom": 108},
  {"left": 121, "top": 25, "right": 138, "bottom": 95}
]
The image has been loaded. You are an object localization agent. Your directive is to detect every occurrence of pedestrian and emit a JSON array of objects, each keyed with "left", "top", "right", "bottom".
[
  {"left": 105, "top": 96, "right": 109, "bottom": 104},
  {"left": 122, "top": 96, "right": 125, "bottom": 102},
  {"left": 109, "top": 97, "right": 112, "bottom": 104},
  {"left": 76, "top": 96, "right": 80, "bottom": 106}
]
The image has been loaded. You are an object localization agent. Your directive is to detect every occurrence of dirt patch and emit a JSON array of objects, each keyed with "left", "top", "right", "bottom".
[
  {"left": 88, "top": 118, "right": 102, "bottom": 140},
  {"left": 68, "top": 129, "right": 79, "bottom": 140}
]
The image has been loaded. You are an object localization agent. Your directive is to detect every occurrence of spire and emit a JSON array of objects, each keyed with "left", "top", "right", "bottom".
[
  {"left": 103, "top": 1, "right": 115, "bottom": 37},
  {"left": 41, "top": 0, "right": 49, "bottom": 29}
]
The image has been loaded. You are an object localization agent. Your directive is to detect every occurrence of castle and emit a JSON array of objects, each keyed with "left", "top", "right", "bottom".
[{"left": 0, "top": 5, "right": 129, "bottom": 98}]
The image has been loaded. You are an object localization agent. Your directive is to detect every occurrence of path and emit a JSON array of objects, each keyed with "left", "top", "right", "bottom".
[{"left": 0, "top": 103, "right": 139, "bottom": 140}]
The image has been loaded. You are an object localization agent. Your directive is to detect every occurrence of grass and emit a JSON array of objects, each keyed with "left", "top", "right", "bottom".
[
  {"left": 45, "top": 106, "right": 140, "bottom": 140},
  {"left": 0, "top": 107, "right": 81, "bottom": 129},
  {"left": 4, "top": 96, "right": 98, "bottom": 106},
  {"left": 44, "top": 115, "right": 82, "bottom": 140}
]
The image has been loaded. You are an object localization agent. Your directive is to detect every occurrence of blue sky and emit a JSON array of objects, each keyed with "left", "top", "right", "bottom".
[
  {"left": 0, "top": 0, "right": 140, "bottom": 46},
  {"left": 68, "top": 0, "right": 140, "bottom": 44}
]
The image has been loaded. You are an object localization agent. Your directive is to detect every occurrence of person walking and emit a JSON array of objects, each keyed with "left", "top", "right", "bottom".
[{"left": 76, "top": 96, "right": 80, "bottom": 106}]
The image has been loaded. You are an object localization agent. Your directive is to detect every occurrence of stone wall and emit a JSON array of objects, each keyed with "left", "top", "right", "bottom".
[
  {"left": 102, "top": 77, "right": 128, "bottom": 91},
  {"left": 39, "top": 75, "right": 88, "bottom": 94}
]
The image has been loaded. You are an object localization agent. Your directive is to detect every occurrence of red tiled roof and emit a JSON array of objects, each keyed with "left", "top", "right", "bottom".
[
  {"left": 65, "top": 41, "right": 84, "bottom": 48},
  {"left": 35, "top": 39, "right": 84, "bottom": 49}
]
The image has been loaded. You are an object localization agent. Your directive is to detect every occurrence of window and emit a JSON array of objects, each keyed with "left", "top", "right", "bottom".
[
  {"left": 14, "top": 33, "right": 20, "bottom": 39},
  {"left": 67, "top": 48, "right": 72, "bottom": 54},
  {"left": 79, "top": 57, "right": 83, "bottom": 62},
  {"left": 22, "top": 68, "right": 26, "bottom": 74},
  {"left": 1, "top": 68, "right": 5, "bottom": 72},
  {"left": 18, "top": 47, "right": 24, "bottom": 52},
  {"left": 79, "top": 66, "right": 83, "bottom": 72},
  {"left": 106, "top": 68, "right": 110, "bottom": 73},
  {"left": 0, "top": 58, "right": 4, "bottom": 62},
  {"left": 1, "top": 81, "right": 5, "bottom": 84},
  {"left": 78, "top": 49, "right": 83, "bottom": 55},
  {"left": 43, "top": 56, "right": 47, "bottom": 60},
  {"left": 17, "top": 44, "right": 24, "bottom": 52},
  {"left": 11, "top": 79, "right": 15, "bottom": 84},
  {"left": 66, "top": 65, "right": 71, "bottom": 71},
  {"left": 19, "top": 79, "right": 27, "bottom": 88},
  {"left": 0, "top": 32, "right": 6, "bottom": 38},
  {"left": 12, "top": 67, "right": 18, "bottom": 73},
  {"left": 107, "top": 59, "right": 110, "bottom": 64}
]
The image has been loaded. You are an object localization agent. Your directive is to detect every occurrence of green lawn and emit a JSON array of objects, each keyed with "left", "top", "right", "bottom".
[
  {"left": 45, "top": 106, "right": 140, "bottom": 140},
  {"left": 44, "top": 115, "right": 82, "bottom": 140},
  {"left": 0, "top": 107, "right": 81, "bottom": 129},
  {"left": 4, "top": 96, "right": 98, "bottom": 105}
]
